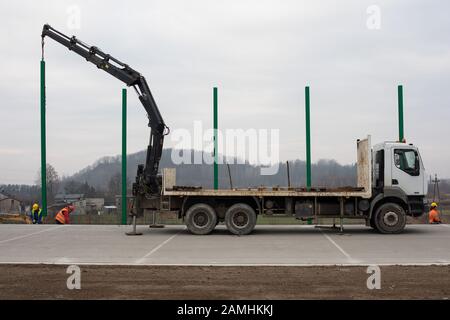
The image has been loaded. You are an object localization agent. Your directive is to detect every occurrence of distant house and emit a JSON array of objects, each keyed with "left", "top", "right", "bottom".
[
  {"left": 103, "top": 205, "right": 118, "bottom": 214},
  {"left": 85, "top": 198, "right": 105, "bottom": 214},
  {"left": 0, "top": 193, "right": 22, "bottom": 214},
  {"left": 55, "top": 193, "right": 85, "bottom": 203}
]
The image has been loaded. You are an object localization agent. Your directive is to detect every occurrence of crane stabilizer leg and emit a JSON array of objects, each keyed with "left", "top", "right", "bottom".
[{"left": 126, "top": 215, "right": 142, "bottom": 236}]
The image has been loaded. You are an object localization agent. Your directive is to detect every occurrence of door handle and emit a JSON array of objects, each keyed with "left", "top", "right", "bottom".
[{"left": 392, "top": 179, "right": 399, "bottom": 185}]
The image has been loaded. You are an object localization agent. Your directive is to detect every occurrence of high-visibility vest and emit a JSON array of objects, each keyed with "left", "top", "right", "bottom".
[
  {"left": 429, "top": 208, "right": 440, "bottom": 223},
  {"left": 55, "top": 208, "right": 68, "bottom": 224}
]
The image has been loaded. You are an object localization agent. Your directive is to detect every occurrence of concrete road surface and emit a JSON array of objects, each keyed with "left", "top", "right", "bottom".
[{"left": 0, "top": 224, "right": 449, "bottom": 266}]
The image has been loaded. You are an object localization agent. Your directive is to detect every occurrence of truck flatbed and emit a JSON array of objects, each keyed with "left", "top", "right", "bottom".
[{"left": 162, "top": 136, "right": 372, "bottom": 199}]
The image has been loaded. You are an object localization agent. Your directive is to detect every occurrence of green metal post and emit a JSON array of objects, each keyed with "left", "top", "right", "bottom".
[
  {"left": 213, "top": 87, "right": 218, "bottom": 190},
  {"left": 40, "top": 60, "right": 47, "bottom": 216},
  {"left": 121, "top": 89, "right": 127, "bottom": 225},
  {"left": 398, "top": 85, "right": 404, "bottom": 142},
  {"left": 305, "top": 86, "right": 311, "bottom": 191}
]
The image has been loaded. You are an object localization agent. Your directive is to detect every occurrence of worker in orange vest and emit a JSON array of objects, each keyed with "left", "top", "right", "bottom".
[
  {"left": 55, "top": 204, "right": 75, "bottom": 225},
  {"left": 428, "top": 202, "right": 442, "bottom": 224}
]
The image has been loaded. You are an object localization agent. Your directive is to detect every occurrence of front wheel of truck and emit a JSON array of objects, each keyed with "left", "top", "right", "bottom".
[{"left": 373, "top": 203, "right": 406, "bottom": 234}]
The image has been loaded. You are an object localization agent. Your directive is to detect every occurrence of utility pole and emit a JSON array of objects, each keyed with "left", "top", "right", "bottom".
[
  {"left": 305, "top": 86, "right": 311, "bottom": 191},
  {"left": 398, "top": 85, "right": 404, "bottom": 142},
  {"left": 40, "top": 58, "right": 47, "bottom": 216},
  {"left": 121, "top": 89, "right": 127, "bottom": 225},
  {"left": 432, "top": 174, "right": 440, "bottom": 203},
  {"left": 213, "top": 87, "right": 218, "bottom": 190}
]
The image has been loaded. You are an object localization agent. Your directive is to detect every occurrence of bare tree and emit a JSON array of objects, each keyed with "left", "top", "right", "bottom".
[
  {"left": 107, "top": 172, "right": 121, "bottom": 199},
  {"left": 36, "top": 163, "right": 60, "bottom": 204}
]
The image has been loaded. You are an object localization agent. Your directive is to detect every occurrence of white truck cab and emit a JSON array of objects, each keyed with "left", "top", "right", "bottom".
[
  {"left": 369, "top": 141, "right": 428, "bottom": 233},
  {"left": 373, "top": 142, "right": 427, "bottom": 196}
]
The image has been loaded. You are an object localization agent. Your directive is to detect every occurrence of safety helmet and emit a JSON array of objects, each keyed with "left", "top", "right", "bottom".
[
  {"left": 67, "top": 205, "right": 75, "bottom": 212},
  {"left": 431, "top": 202, "right": 438, "bottom": 208},
  {"left": 32, "top": 203, "right": 39, "bottom": 211}
]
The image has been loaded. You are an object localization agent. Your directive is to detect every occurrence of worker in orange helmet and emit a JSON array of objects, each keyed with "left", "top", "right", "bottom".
[
  {"left": 428, "top": 202, "right": 442, "bottom": 224},
  {"left": 55, "top": 204, "right": 75, "bottom": 225}
]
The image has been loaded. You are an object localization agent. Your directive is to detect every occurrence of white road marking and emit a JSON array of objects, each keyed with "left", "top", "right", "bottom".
[
  {"left": 321, "top": 231, "right": 357, "bottom": 263},
  {"left": 135, "top": 228, "right": 185, "bottom": 264},
  {"left": 440, "top": 224, "right": 450, "bottom": 228},
  {"left": 0, "top": 226, "right": 63, "bottom": 245}
]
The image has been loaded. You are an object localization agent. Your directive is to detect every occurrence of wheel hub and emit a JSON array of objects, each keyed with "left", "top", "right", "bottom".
[
  {"left": 233, "top": 212, "right": 249, "bottom": 227},
  {"left": 193, "top": 212, "right": 208, "bottom": 227},
  {"left": 383, "top": 211, "right": 399, "bottom": 226}
]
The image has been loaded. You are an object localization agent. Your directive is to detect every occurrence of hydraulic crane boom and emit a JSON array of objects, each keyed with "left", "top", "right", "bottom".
[{"left": 41, "top": 25, "right": 169, "bottom": 215}]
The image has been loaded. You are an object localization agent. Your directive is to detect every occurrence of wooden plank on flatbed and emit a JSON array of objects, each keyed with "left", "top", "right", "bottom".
[{"left": 163, "top": 188, "right": 370, "bottom": 198}]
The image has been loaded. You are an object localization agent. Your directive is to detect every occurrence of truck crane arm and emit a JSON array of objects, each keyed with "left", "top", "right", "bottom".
[{"left": 41, "top": 24, "right": 169, "bottom": 215}]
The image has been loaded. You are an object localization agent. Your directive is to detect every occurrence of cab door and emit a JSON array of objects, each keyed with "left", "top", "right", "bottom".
[{"left": 390, "top": 147, "right": 424, "bottom": 196}]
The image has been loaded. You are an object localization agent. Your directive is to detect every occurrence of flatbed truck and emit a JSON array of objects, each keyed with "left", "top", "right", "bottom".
[{"left": 140, "top": 136, "right": 428, "bottom": 235}]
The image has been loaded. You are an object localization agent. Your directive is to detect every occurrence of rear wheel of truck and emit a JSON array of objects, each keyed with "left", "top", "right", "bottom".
[
  {"left": 185, "top": 203, "right": 217, "bottom": 235},
  {"left": 373, "top": 203, "right": 406, "bottom": 234},
  {"left": 225, "top": 203, "right": 257, "bottom": 235}
]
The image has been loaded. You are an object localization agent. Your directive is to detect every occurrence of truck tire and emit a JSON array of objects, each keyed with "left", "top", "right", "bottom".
[
  {"left": 369, "top": 216, "right": 378, "bottom": 231},
  {"left": 185, "top": 203, "right": 217, "bottom": 235},
  {"left": 225, "top": 203, "right": 257, "bottom": 235},
  {"left": 373, "top": 203, "right": 406, "bottom": 234}
]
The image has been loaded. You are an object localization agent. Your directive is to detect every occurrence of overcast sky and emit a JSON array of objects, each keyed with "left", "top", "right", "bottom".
[{"left": 1, "top": 0, "right": 449, "bottom": 184}]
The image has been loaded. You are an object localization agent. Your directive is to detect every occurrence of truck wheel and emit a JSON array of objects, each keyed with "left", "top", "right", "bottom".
[
  {"left": 225, "top": 203, "right": 257, "bottom": 235},
  {"left": 185, "top": 203, "right": 217, "bottom": 235},
  {"left": 373, "top": 203, "right": 406, "bottom": 234}
]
